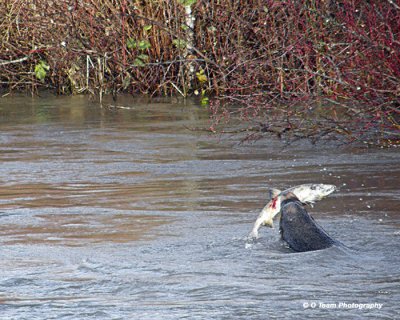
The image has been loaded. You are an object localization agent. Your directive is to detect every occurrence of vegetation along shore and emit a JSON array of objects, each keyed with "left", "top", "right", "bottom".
[{"left": 1, "top": 1, "right": 399, "bottom": 146}]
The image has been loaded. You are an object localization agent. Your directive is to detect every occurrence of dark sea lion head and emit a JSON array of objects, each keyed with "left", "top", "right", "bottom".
[
  {"left": 279, "top": 192, "right": 338, "bottom": 252},
  {"left": 280, "top": 191, "right": 300, "bottom": 206}
]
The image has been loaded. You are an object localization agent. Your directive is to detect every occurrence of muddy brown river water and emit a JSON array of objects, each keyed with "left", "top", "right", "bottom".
[{"left": 0, "top": 95, "right": 399, "bottom": 319}]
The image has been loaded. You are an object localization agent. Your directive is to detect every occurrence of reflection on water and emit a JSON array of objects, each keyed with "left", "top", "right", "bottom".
[
  {"left": 0, "top": 94, "right": 399, "bottom": 319},
  {"left": 0, "top": 210, "right": 172, "bottom": 246}
]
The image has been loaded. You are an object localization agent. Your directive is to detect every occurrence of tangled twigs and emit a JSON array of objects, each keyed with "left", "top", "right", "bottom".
[
  {"left": 0, "top": 56, "right": 29, "bottom": 66},
  {"left": 0, "top": 1, "right": 399, "bottom": 146}
]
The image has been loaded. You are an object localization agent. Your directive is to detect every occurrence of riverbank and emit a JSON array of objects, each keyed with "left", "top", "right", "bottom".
[{"left": 1, "top": 1, "right": 399, "bottom": 146}]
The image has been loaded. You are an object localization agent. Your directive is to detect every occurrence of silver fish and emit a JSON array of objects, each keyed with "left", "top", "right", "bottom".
[{"left": 249, "top": 183, "right": 336, "bottom": 239}]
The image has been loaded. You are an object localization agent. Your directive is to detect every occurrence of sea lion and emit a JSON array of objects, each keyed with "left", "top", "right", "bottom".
[
  {"left": 249, "top": 183, "right": 336, "bottom": 239},
  {"left": 279, "top": 192, "right": 340, "bottom": 252}
]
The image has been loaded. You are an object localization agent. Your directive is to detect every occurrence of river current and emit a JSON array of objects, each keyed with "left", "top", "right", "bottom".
[{"left": 0, "top": 95, "right": 399, "bottom": 319}]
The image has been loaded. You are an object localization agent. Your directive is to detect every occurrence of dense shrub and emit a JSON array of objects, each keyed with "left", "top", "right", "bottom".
[{"left": 1, "top": 0, "right": 399, "bottom": 145}]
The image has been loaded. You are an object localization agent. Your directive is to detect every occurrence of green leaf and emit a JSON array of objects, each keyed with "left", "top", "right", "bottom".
[
  {"left": 138, "top": 40, "right": 151, "bottom": 50},
  {"left": 35, "top": 67, "right": 46, "bottom": 80},
  {"left": 172, "top": 39, "right": 187, "bottom": 49},
  {"left": 133, "top": 54, "right": 149, "bottom": 67},
  {"left": 200, "top": 96, "right": 209, "bottom": 106},
  {"left": 127, "top": 39, "right": 151, "bottom": 51},
  {"left": 133, "top": 58, "right": 145, "bottom": 67},
  {"left": 143, "top": 25, "right": 152, "bottom": 31},
  {"left": 41, "top": 60, "right": 50, "bottom": 70},
  {"left": 137, "top": 54, "right": 149, "bottom": 61},
  {"left": 34, "top": 60, "right": 49, "bottom": 80},
  {"left": 196, "top": 69, "right": 207, "bottom": 83},
  {"left": 178, "top": 0, "right": 197, "bottom": 6},
  {"left": 127, "top": 38, "right": 137, "bottom": 49}
]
